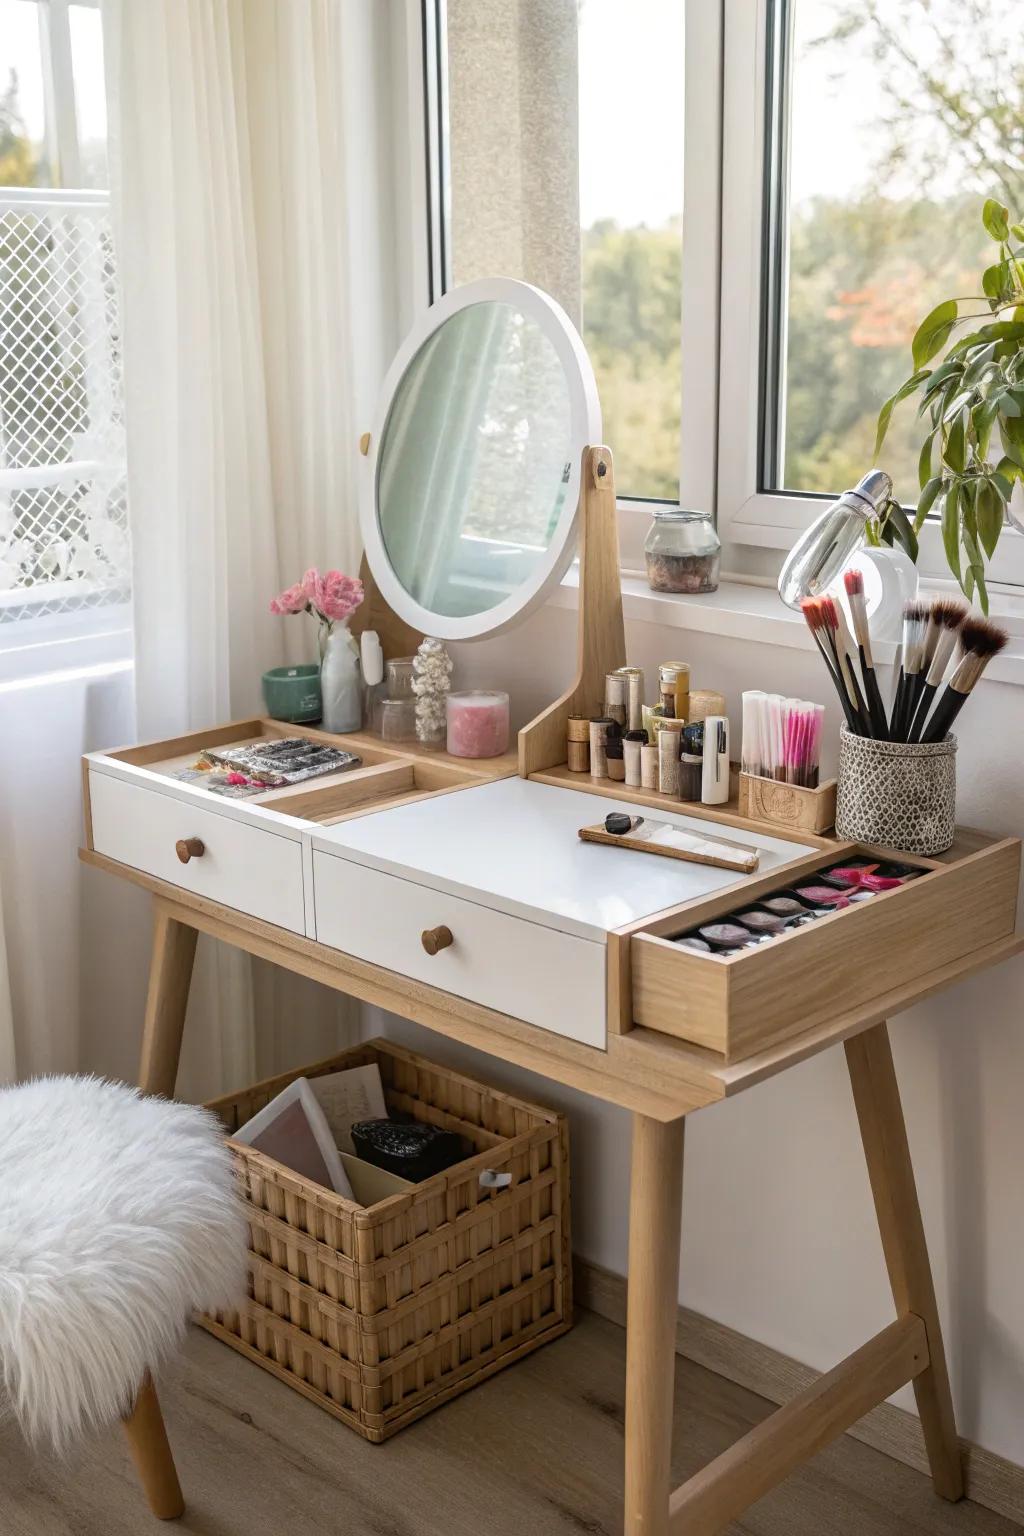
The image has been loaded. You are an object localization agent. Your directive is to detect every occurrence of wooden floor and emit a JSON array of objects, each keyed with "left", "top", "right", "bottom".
[{"left": 1, "top": 1312, "right": 1018, "bottom": 1536}]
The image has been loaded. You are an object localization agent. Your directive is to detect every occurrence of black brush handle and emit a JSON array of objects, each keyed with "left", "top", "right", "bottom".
[
  {"left": 893, "top": 670, "right": 919, "bottom": 741},
  {"left": 811, "top": 632, "right": 861, "bottom": 733},
  {"left": 906, "top": 669, "right": 928, "bottom": 730},
  {"left": 921, "top": 684, "right": 967, "bottom": 744},
  {"left": 907, "top": 680, "right": 938, "bottom": 743},
  {"left": 889, "top": 667, "right": 907, "bottom": 739},
  {"left": 859, "top": 645, "right": 889, "bottom": 739},
  {"left": 843, "top": 655, "right": 874, "bottom": 737}
]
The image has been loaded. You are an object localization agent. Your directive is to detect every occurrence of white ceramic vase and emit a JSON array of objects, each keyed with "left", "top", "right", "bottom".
[{"left": 319, "top": 622, "right": 362, "bottom": 733}]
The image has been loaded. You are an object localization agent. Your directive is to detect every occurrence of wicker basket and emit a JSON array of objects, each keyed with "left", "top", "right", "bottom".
[{"left": 199, "top": 1039, "right": 572, "bottom": 1441}]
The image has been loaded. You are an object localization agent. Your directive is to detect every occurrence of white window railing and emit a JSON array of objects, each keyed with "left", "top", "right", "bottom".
[{"left": 0, "top": 188, "right": 129, "bottom": 621}]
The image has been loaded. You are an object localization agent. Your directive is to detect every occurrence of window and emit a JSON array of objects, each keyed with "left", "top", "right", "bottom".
[
  {"left": 723, "top": 0, "right": 1024, "bottom": 588},
  {"left": 0, "top": 0, "right": 128, "bottom": 626},
  {"left": 419, "top": 0, "right": 1024, "bottom": 593},
  {"left": 428, "top": 0, "right": 685, "bottom": 502}
]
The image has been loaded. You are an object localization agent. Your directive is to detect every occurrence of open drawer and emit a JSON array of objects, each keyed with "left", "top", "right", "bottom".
[
  {"left": 83, "top": 718, "right": 512, "bottom": 937},
  {"left": 626, "top": 836, "right": 1021, "bottom": 1063}
]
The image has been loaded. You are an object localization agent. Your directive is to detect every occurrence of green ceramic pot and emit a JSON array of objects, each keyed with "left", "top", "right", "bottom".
[{"left": 262, "top": 664, "right": 322, "bottom": 724}]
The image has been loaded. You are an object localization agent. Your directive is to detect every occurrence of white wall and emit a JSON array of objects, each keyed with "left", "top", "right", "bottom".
[{"left": 366, "top": 599, "right": 1024, "bottom": 1466}]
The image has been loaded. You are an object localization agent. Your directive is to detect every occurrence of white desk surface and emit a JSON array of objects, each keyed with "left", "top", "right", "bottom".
[{"left": 313, "top": 778, "right": 815, "bottom": 941}]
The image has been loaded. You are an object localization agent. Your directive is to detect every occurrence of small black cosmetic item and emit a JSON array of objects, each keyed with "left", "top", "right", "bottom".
[
  {"left": 605, "top": 811, "right": 634, "bottom": 835},
  {"left": 351, "top": 1118, "right": 465, "bottom": 1182}
]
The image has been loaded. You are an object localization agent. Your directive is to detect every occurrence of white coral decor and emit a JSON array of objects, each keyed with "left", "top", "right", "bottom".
[{"left": 412, "top": 636, "right": 453, "bottom": 744}]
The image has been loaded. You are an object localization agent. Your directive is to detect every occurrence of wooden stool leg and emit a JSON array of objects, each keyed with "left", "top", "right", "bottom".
[
  {"left": 845, "top": 1022, "right": 964, "bottom": 1501},
  {"left": 121, "top": 1376, "right": 185, "bottom": 1520},
  {"left": 138, "top": 904, "right": 198, "bottom": 1098},
  {"left": 624, "top": 1113, "right": 686, "bottom": 1536}
]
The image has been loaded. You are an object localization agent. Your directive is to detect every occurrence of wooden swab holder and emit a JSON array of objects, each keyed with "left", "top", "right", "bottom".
[{"left": 737, "top": 771, "right": 837, "bottom": 835}]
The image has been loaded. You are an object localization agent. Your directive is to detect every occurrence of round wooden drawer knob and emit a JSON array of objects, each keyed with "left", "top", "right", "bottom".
[
  {"left": 175, "top": 837, "right": 205, "bottom": 864},
  {"left": 421, "top": 925, "right": 454, "bottom": 956}
]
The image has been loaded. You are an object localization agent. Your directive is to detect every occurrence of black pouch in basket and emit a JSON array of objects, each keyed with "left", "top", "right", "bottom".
[{"left": 351, "top": 1118, "right": 464, "bottom": 1182}]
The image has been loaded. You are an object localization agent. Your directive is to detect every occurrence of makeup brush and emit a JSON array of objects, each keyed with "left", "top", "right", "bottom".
[
  {"left": 843, "top": 568, "right": 888, "bottom": 738},
  {"left": 889, "top": 600, "right": 928, "bottom": 741},
  {"left": 801, "top": 598, "right": 860, "bottom": 733},
  {"left": 921, "top": 618, "right": 1008, "bottom": 743},
  {"left": 906, "top": 601, "right": 968, "bottom": 743},
  {"left": 909, "top": 601, "right": 945, "bottom": 725},
  {"left": 822, "top": 594, "right": 873, "bottom": 735}
]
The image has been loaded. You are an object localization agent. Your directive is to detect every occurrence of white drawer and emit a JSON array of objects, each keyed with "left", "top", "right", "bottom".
[
  {"left": 89, "top": 769, "right": 306, "bottom": 934},
  {"left": 313, "top": 851, "right": 606, "bottom": 1048}
]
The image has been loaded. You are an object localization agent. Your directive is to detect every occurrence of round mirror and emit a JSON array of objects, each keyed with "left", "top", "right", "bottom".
[{"left": 361, "top": 279, "right": 601, "bottom": 641}]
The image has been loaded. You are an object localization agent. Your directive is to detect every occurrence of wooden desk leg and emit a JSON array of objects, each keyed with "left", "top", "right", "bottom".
[
  {"left": 138, "top": 904, "right": 198, "bottom": 1098},
  {"left": 845, "top": 1022, "right": 964, "bottom": 1502},
  {"left": 624, "top": 1112, "right": 686, "bottom": 1536}
]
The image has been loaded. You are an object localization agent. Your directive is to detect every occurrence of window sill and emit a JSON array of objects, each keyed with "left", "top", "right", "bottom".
[{"left": 549, "top": 569, "right": 1024, "bottom": 688}]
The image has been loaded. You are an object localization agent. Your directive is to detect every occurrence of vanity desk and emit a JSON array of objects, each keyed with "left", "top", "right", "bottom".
[{"left": 81, "top": 281, "right": 1022, "bottom": 1535}]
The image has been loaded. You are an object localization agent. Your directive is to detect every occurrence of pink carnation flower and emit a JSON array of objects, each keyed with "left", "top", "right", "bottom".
[
  {"left": 271, "top": 567, "right": 363, "bottom": 626},
  {"left": 318, "top": 570, "right": 364, "bottom": 622},
  {"left": 269, "top": 580, "right": 308, "bottom": 615},
  {"left": 301, "top": 567, "right": 324, "bottom": 612}
]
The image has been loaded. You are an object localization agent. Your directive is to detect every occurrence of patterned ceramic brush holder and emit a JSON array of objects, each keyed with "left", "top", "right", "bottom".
[{"left": 835, "top": 725, "right": 956, "bottom": 855}]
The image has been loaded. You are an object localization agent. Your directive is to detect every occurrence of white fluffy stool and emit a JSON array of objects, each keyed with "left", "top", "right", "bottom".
[{"left": 0, "top": 1075, "right": 246, "bottom": 1519}]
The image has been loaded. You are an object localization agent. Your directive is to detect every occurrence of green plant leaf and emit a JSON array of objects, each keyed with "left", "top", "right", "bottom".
[
  {"left": 941, "top": 485, "right": 962, "bottom": 584},
  {"left": 873, "top": 369, "right": 931, "bottom": 457},
  {"left": 943, "top": 406, "right": 969, "bottom": 473},
  {"left": 922, "top": 359, "right": 964, "bottom": 398},
  {"left": 883, "top": 499, "right": 920, "bottom": 563},
  {"left": 918, "top": 431, "right": 935, "bottom": 490},
  {"left": 973, "top": 397, "right": 999, "bottom": 458},
  {"left": 995, "top": 389, "right": 1022, "bottom": 417},
  {"left": 976, "top": 479, "right": 1005, "bottom": 559},
  {"left": 983, "top": 261, "right": 1011, "bottom": 307},
  {"left": 960, "top": 512, "right": 989, "bottom": 614},
  {"left": 912, "top": 299, "right": 959, "bottom": 369},
  {"left": 983, "top": 198, "right": 1011, "bottom": 241},
  {"left": 915, "top": 475, "right": 944, "bottom": 530},
  {"left": 962, "top": 340, "right": 1000, "bottom": 384},
  {"left": 996, "top": 455, "right": 1022, "bottom": 486},
  {"left": 942, "top": 388, "right": 976, "bottom": 424}
]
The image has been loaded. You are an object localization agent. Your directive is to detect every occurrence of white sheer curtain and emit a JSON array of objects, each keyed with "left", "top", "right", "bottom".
[
  {"left": 0, "top": 873, "right": 14, "bottom": 1084},
  {"left": 102, "top": 0, "right": 374, "bottom": 1097}
]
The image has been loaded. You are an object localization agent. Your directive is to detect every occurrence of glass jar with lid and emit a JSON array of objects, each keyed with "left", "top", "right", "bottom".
[{"left": 644, "top": 509, "right": 720, "bottom": 594}]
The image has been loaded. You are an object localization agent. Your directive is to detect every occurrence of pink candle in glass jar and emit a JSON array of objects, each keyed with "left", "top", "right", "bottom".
[{"left": 446, "top": 690, "right": 510, "bottom": 758}]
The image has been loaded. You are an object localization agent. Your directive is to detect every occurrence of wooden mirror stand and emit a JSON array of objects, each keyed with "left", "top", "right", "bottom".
[{"left": 350, "top": 442, "right": 627, "bottom": 778}]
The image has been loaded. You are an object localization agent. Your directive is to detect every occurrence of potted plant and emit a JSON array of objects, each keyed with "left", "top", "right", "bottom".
[{"left": 874, "top": 198, "right": 1024, "bottom": 613}]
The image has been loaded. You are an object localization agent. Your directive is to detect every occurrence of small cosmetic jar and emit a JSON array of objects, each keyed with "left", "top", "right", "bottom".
[
  {"left": 657, "top": 718, "right": 685, "bottom": 795},
  {"left": 604, "top": 671, "right": 628, "bottom": 729},
  {"left": 835, "top": 724, "right": 956, "bottom": 855},
  {"left": 262, "top": 664, "right": 322, "bottom": 723},
  {"left": 678, "top": 752, "right": 703, "bottom": 802},
  {"left": 687, "top": 689, "right": 727, "bottom": 725},
  {"left": 373, "top": 697, "right": 417, "bottom": 742},
  {"left": 385, "top": 656, "right": 416, "bottom": 700},
  {"left": 606, "top": 738, "right": 626, "bottom": 781},
  {"left": 446, "top": 690, "right": 510, "bottom": 758},
  {"left": 642, "top": 703, "right": 665, "bottom": 739}
]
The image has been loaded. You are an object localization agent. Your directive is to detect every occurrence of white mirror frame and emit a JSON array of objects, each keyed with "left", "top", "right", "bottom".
[{"left": 359, "top": 278, "right": 602, "bottom": 642}]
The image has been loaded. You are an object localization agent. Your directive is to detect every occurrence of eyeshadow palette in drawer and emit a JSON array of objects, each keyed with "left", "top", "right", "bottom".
[{"left": 626, "top": 836, "right": 1021, "bottom": 1063}]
